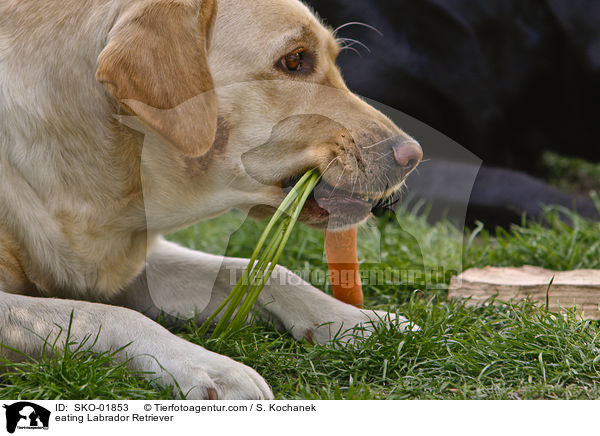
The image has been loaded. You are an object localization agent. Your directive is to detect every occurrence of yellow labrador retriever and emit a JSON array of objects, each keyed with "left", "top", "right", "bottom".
[{"left": 0, "top": 0, "right": 422, "bottom": 399}]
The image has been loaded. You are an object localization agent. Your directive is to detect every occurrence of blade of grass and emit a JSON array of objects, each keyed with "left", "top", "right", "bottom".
[
  {"left": 201, "top": 169, "right": 320, "bottom": 338},
  {"left": 212, "top": 219, "right": 286, "bottom": 337},
  {"left": 225, "top": 173, "right": 320, "bottom": 333}
]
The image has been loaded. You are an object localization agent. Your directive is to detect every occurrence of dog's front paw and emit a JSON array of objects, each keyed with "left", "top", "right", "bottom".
[
  {"left": 175, "top": 351, "right": 273, "bottom": 400},
  {"left": 173, "top": 350, "right": 273, "bottom": 400},
  {"left": 133, "top": 334, "right": 273, "bottom": 400},
  {"left": 304, "top": 308, "right": 418, "bottom": 346}
]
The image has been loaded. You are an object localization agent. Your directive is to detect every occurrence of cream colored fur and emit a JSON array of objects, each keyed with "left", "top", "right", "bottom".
[{"left": 0, "top": 0, "right": 419, "bottom": 399}]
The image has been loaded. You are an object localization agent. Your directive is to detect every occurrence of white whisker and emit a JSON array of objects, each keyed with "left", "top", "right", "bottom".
[
  {"left": 375, "top": 150, "right": 393, "bottom": 161},
  {"left": 361, "top": 137, "right": 390, "bottom": 149},
  {"left": 321, "top": 156, "right": 340, "bottom": 177},
  {"left": 328, "top": 167, "right": 346, "bottom": 200},
  {"left": 339, "top": 46, "right": 362, "bottom": 57},
  {"left": 333, "top": 21, "right": 383, "bottom": 37},
  {"left": 336, "top": 37, "right": 371, "bottom": 53}
]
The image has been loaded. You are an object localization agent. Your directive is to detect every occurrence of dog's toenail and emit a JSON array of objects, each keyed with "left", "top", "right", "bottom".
[
  {"left": 207, "top": 388, "right": 218, "bottom": 400},
  {"left": 304, "top": 329, "right": 315, "bottom": 345}
]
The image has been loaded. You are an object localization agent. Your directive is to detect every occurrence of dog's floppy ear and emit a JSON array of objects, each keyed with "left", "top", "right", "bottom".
[{"left": 97, "top": 0, "right": 217, "bottom": 157}]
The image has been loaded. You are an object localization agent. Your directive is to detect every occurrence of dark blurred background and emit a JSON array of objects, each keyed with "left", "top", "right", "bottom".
[{"left": 305, "top": 0, "right": 600, "bottom": 225}]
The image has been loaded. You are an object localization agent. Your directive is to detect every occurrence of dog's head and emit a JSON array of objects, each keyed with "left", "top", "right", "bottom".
[{"left": 97, "top": 0, "right": 422, "bottom": 230}]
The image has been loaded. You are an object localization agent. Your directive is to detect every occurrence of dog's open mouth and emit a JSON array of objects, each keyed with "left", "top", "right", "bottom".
[{"left": 280, "top": 173, "right": 386, "bottom": 228}]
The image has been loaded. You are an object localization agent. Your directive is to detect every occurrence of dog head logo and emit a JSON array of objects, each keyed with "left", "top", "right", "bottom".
[{"left": 2, "top": 402, "right": 50, "bottom": 434}]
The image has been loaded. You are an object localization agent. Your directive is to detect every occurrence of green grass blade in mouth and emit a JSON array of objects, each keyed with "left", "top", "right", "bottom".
[
  {"left": 227, "top": 174, "right": 320, "bottom": 333},
  {"left": 211, "top": 219, "right": 286, "bottom": 337},
  {"left": 199, "top": 169, "right": 320, "bottom": 338}
]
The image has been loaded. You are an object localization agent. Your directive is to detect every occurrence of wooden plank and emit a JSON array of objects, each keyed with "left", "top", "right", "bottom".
[{"left": 448, "top": 266, "right": 600, "bottom": 320}]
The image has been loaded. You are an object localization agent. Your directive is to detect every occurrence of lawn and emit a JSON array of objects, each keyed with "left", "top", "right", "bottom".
[{"left": 1, "top": 162, "right": 600, "bottom": 400}]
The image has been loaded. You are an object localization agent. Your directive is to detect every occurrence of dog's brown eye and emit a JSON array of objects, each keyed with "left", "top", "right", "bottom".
[
  {"left": 286, "top": 52, "right": 301, "bottom": 70},
  {"left": 281, "top": 48, "right": 305, "bottom": 72}
]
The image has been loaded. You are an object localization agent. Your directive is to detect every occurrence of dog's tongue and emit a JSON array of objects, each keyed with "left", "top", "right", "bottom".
[{"left": 324, "top": 227, "right": 363, "bottom": 308}]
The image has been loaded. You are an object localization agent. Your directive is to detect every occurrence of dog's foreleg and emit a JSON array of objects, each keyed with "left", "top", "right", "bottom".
[
  {"left": 0, "top": 290, "right": 272, "bottom": 399},
  {"left": 115, "top": 238, "right": 416, "bottom": 345}
]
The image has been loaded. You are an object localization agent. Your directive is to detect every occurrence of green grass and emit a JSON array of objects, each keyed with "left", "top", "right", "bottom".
[
  {"left": 465, "top": 207, "right": 600, "bottom": 271},
  {"left": 0, "top": 317, "right": 172, "bottom": 400},
  {"left": 541, "top": 151, "right": 600, "bottom": 195},
  {"left": 1, "top": 202, "right": 599, "bottom": 400}
]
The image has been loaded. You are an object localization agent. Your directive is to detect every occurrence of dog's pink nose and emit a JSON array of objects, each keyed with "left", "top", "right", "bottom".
[{"left": 392, "top": 140, "right": 422, "bottom": 174}]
